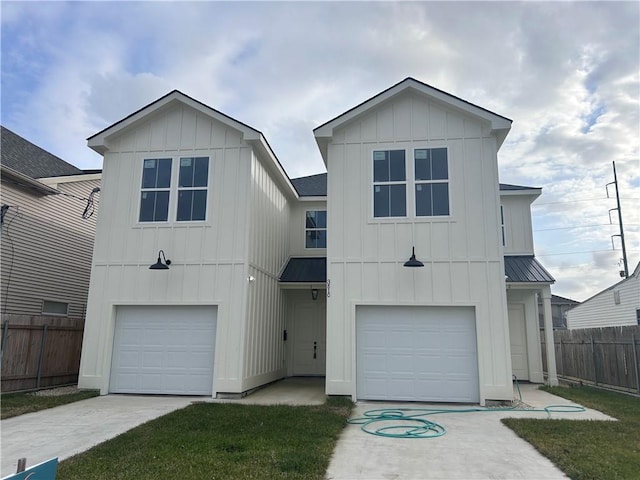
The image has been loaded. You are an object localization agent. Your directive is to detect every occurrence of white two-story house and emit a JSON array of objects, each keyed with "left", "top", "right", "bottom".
[{"left": 78, "top": 78, "right": 557, "bottom": 405}]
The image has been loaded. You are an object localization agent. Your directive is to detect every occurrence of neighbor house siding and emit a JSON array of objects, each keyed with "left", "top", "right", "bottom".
[
  {"left": 325, "top": 91, "right": 512, "bottom": 402},
  {"left": 566, "top": 276, "right": 640, "bottom": 329},
  {"left": 1, "top": 178, "right": 99, "bottom": 319},
  {"left": 78, "top": 103, "right": 253, "bottom": 394},
  {"left": 242, "top": 152, "right": 291, "bottom": 390}
]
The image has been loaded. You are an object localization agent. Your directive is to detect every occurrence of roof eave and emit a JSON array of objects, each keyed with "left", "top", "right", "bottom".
[{"left": 1, "top": 165, "right": 60, "bottom": 195}]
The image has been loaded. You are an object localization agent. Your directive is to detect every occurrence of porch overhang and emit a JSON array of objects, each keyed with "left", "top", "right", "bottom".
[
  {"left": 279, "top": 257, "right": 326, "bottom": 289},
  {"left": 504, "top": 256, "right": 555, "bottom": 284}
]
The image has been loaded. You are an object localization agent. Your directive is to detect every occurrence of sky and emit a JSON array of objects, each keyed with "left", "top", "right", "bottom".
[{"left": 1, "top": 1, "right": 639, "bottom": 302}]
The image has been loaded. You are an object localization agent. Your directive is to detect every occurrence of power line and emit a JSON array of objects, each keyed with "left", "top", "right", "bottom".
[
  {"left": 533, "top": 197, "right": 640, "bottom": 206},
  {"left": 537, "top": 248, "right": 639, "bottom": 257},
  {"left": 534, "top": 223, "right": 640, "bottom": 232}
]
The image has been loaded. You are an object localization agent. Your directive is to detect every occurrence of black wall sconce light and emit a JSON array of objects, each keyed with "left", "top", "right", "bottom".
[
  {"left": 149, "top": 250, "right": 171, "bottom": 270},
  {"left": 403, "top": 246, "right": 424, "bottom": 268},
  {"left": 311, "top": 288, "right": 319, "bottom": 301}
]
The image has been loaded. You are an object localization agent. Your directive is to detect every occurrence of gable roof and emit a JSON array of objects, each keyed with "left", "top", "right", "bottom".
[
  {"left": 313, "top": 77, "right": 513, "bottom": 162},
  {"left": 1, "top": 126, "right": 83, "bottom": 179},
  {"left": 87, "top": 90, "right": 298, "bottom": 200}
]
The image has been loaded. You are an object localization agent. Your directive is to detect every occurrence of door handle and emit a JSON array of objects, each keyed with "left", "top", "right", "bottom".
[{"left": 313, "top": 341, "right": 317, "bottom": 359}]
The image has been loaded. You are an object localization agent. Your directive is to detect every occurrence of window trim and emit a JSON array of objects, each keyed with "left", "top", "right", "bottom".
[
  {"left": 370, "top": 146, "right": 450, "bottom": 220},
  {"left": 304, "top": 209, "right": 327, "bottom": 249},
  {"left": 137, "top": 156, "right": 210, "bottom": 225},
  {"left": 372, "top": 149, "right": 408, "bottom": 219}
]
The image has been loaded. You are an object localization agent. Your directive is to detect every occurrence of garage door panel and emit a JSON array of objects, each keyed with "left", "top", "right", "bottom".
[
  {"left": 110, "top": 305, "right": 216, "bottom": 395},
  {"left": 357, "top": 306, "right": 479, "bottom": 403}
]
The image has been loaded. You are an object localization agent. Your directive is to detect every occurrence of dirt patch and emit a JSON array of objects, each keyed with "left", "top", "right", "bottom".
[{"left": 31, "top": 385, "right": 81, "bottom": 397}]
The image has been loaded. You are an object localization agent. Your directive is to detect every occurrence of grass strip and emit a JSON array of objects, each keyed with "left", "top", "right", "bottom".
[
  {"left": 502, "top": 386, "right": 640, "bottom": 480},
  {"left": 57, "top": 396, "right": 352, "bottom": 480},
  {"left": 1, "top": 390, "right": 100, "bottom": 419}
]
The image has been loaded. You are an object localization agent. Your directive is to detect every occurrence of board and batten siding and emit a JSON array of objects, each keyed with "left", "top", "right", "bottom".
[
  {"left": 324, "top": 91, "right": 513, "bottom": 402},
  {"left": 500, "top": 195, "right": 535, "bottom": 255},
  {"left": 1, "top": 178, "right": 99, "bottom": 319},
  {"left": 566, "top": 275, "right": 640, "bottom": 329},
  {"left": 79, "top": 103, "right": 254, "bottom": 395},
  {"left": 242, "top": 152, "right": 291, "bottom": 390}
]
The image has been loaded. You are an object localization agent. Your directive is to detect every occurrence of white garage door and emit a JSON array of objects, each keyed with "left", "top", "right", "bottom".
[
  {"left": 110, "top": 305, "right": 216, "bottom": 395},
  {"left": 356, "top": 306, "right": 479, "bottom": 403}
]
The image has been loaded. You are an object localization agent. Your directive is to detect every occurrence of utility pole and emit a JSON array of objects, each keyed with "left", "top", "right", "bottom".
[{"left": 606, "top": 161, "right": 629, "bottom": 278}]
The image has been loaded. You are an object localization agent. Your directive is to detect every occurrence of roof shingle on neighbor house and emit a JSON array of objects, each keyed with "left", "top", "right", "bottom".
[{"left": 1, "top": 126, "right": 83, "bottom": 179}]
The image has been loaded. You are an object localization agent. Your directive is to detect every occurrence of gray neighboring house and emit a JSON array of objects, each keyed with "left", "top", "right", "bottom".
[
  {"left": 537, "top": 294, "right": 580, "bottom": 330},
  {"left": 1, "top": 126, "right": 101, "bottom": 320}
]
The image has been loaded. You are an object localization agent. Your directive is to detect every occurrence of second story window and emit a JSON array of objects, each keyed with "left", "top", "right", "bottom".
[
  {"left": 140, "top": 158, "right": 172, "bottom": 222},
  {"left": 139, "top": 156, "right": 209, "bottom": 223},
  {"left": 373, "top": 150, "right": 406, "bottom": 217},
  {"left": 177, "top": 157, "right": 209, "bottom": 221},
  {"left": 305, "top": 210, "right": 327, "bottom": 248},
  {"left": 414, "top": 148, "right": 449, "bottom": 216}
]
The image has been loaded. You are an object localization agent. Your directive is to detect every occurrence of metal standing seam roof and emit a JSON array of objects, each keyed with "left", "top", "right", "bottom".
[
  {"left": 280, "top": 255, "right": 553, "bottom": 284},
  {"left": 1, "top": 126, "right": 83, "bottom": 179},
  {"left": 279, "top": 257, "right": 327, "bottom": 283},
  {"left": 504, "top": 256, "right": 555, "bottom": 283}
]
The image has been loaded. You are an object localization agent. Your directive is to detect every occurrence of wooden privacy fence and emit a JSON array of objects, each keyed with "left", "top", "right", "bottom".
[
  {"left": 1, "top": 314, "right": 84, "bottom": 392},
  {"left": 541, "top": 325, "right": 640, "bottom": 393}
]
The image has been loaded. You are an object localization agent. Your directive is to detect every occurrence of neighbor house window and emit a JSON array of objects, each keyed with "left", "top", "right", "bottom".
[
  {"left": 414, "top": 148, "right": 449, "bottom": 216},
  {"left": 177, "top": 157, "right": 209, "bottom": 221},
  {"left": 373, "top": 150, "right": 406, "bottom": 217},
  {"left": 305, "top": 210, "right": 327, "bottom": 248},
  {"left": 42, "top": 300, "right": 68, "bottom": 316},
  {"left": 140, "top": 158, "right": 172, "bottom": 222}
]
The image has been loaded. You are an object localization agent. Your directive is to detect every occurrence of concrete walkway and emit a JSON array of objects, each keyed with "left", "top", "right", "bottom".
[
  {"left": 1, "top": 395, "right": 196, "bottom": 477},
  {"left": 0, "top": 381, "right": 614, "bottom": 479},
  {"left": 326, "top": 384, "right": 614, "bottom": 480}
]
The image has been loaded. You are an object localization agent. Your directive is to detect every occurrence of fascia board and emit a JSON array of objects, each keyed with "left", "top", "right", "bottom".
[
  {"left": 297, "top": 196, "right": 327, "bottom": 202},
  {"left": 500, "top": 189, "right": 542, "bottom": 202},
  {"left": 247, "top": 135, "right": 299, "bottom": 200},
  {"left": 1, "top": 165, "right": 60, "bottom": 195},
  {"left": 38, "top": 173, "right": 102, "bottom": 185}
]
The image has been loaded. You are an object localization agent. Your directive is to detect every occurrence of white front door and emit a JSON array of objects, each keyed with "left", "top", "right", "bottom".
[
  {"left": 292, "top": 300, "right": 326, "bottom": 376},
  {"left": 508, "top": 303, "right": 529, "bottom": 381}
]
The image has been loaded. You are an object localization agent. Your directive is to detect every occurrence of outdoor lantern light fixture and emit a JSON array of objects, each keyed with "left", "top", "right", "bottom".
[
  {"left": 311, "top": 288, "right": 319, "bottom": 301},
  {"left": 403, "top": 246, "right": 424, "bottom": 268},
  {"left": 149, "top": 250, "right": 171, "bottom": 270}
]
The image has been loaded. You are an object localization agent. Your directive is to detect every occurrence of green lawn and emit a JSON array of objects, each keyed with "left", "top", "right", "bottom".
[
  {"left": 1, "top": 390, "right": 99, "bottom": 419},
  {"left": 57, "top": 397, "right": 352, "bottom": 480},
  {"left": 503, "top": 386, "right": 640, "bottom": 480}
]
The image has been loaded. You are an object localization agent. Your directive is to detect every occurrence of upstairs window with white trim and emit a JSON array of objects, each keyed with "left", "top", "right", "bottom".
[
  {"left": 414, "top": 148, "right": 449, "bottom": 216},
  {"left": 140, "top": 158, "right": 172, "bottom": 222},
  {"left": 305, "top": 210, "right": 327, "bottom": 248},
  {"left": 177, "top": 157, "right": 209, "bottom": 221},
  {"left": 139, "top": 157, "right": 209, "bottom": 223},
  {"left": 373, "top": 150, "right": 406, "bottom": 217}
]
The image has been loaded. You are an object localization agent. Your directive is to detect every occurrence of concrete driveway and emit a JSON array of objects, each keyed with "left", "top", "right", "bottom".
[
  {"left": 326, "top": 384, "right": 614, "bottom": 480},
  {"left": 1, "top": 395, "right": 196, "bottom": 477}
]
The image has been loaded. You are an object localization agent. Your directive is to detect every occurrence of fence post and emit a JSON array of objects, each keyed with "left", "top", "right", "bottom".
[
  {"left": 36, "top": 324, "right": 48, "bottom": 389},
  {"left": 591, "top": 335, "right": 599, "bottom": 385},
  {"left": 1, "top": 320, "right": 8, "bottom": 360},
  {"left": 632, "top": 333, "right": 640, "bottom": 394}
]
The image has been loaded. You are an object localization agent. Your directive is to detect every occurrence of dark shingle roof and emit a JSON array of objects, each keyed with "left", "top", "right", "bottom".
[
  {"left": 291, "top": 173, "right": 327, "bottom": 197},
  {"left": 1, "top": 126, "right": 82, "bottom": 179},
  {"left": 291, "top": 173, "right": 537, "bottom": 197},
  {"left": 279, "top": 257, "right": 327, "bottom": 283},
  {"left": 505, "top": 256, "right": 555, "bottom": 283}
]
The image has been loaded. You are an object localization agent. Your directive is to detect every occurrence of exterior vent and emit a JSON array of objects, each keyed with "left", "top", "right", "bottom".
[{"left": 613, "top": 290, "right": 621, "bottom": 305}]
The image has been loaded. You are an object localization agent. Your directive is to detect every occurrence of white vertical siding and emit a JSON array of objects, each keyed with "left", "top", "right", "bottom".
[
  {"left": 242, "top": 152, "right": 291, "bottom": 390},
  {"left": 325, "top": 91, "right": 512, "bottom": 401},
  {"left": 1, "top": 178, "right": 99, "bottom": 319},
  {"left": 79, "top": 103, "right": 254, "bottom": 394},
  {"left": 566, "top": 275, "right": 640, "bottom": 328},
  {"left": 501, "top": 195, "right": 535, "bottom": 255}
]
